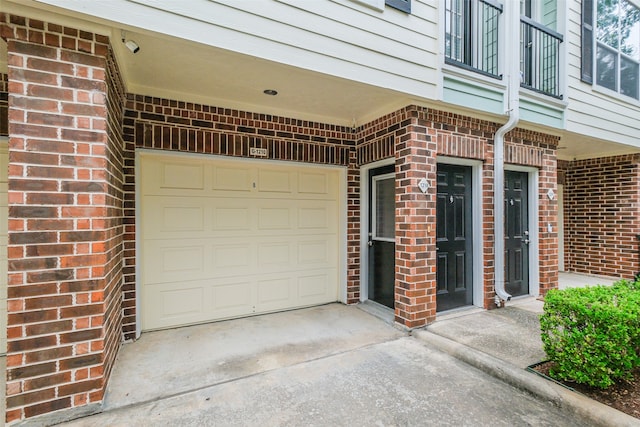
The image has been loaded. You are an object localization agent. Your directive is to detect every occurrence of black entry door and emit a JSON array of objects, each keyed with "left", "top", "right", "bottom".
[
  {"left": 505, "top": 171, "right": 530, "bottom": 297},
  {"left": 436, "top": 164, "right": 473, "bottom": 311},
  {"left": 368, "top": 165, "right": 395, "bottom": 309}
]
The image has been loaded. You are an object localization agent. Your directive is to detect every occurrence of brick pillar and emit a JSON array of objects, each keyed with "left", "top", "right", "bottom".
[
  {"left": 2, "top": 14, "right": 123, "bottom": 423},
  {"left": 538, "top": 147, "right": 558, "bottom": 295},
  {"left": 394, "top": 110, "right": 437, "bottom": 328},
  {"left": 346, "top": 144, "right": 361, "bottom": 303}
]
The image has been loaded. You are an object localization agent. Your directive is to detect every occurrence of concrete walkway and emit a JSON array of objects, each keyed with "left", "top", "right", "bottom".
[
  {"left": 20, "top": 272, "right": 635, "bottom": 426},
  {"left": 63, "top": 304, "right": 587, "bottom": 427}
]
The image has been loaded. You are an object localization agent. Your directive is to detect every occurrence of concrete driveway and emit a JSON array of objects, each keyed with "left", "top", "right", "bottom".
[{"left": 62, "top": 303, "right": 586, "bottom": 426}]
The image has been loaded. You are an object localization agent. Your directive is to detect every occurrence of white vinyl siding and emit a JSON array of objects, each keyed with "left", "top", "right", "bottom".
[
  {"left": 37, "top": 0, "right": 438, "bottom": 100},
  {"left": 565, "top": 0, "right": 640, "bottom": 146}
]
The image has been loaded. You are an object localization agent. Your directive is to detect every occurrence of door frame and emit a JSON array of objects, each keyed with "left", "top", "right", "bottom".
[
  {"left": 437, "top": 156, "right": 483, "bottom": 309},
  {"left": 135, "top": 149, "right": 349, "bottom": 338},
  {"left": 359, "top": 158, "right": 395, "bottom": 302},
  {"left": 504, "top": 165, "right": 540, "bottom": 297}
]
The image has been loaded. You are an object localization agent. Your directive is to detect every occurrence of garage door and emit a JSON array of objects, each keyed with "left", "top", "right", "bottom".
[{"left": 140, "top": 152, "right": 342, "bottom": 331}]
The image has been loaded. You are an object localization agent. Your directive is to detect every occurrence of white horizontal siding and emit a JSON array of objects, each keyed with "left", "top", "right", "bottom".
[
  {"left": 38, "top": 0, "right": 439, "bottom": 99},
  {"left": 564, "top": 0, "right": 640, "bottom": 147}
]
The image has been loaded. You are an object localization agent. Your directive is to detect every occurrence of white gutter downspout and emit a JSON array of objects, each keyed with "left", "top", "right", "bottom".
[{"left": 494, "top": 2, "right": 521, "bottom": 305}]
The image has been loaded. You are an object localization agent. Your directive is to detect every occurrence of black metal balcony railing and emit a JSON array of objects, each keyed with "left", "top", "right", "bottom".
[
  {"left": 444, "top": 0, "right": 503, "bottom": 79},
  {"left": 520, "top": 16, "right": 564, "bottom": 98}
]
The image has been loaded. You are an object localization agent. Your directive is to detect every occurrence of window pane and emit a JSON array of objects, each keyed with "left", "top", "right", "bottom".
[
  {"left": 597, "top": 44, "right": 618, "bottom": 90},
  {"left": 445, "top": 0, "right": 465, "bottom": 63},
  {"left": 375, "top": 177, "right": 395, "bottom": 239},
  {"left": 620, "top": 0, "right": 640, "bottom": 61},
  {"left": 621, "top": 57, "right": 639, "bottom": 98},
  {"left": 597, "top": 0, "right": 619, "bottom": 49}
]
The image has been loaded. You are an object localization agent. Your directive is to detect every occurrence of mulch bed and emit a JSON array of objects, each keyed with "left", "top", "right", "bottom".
[{"left": 533, "top": 361, "right": 640, "bottom": 419}]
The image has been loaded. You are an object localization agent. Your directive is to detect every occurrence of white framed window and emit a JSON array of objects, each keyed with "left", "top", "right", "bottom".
[{"left": 595, "top": 0, "right": 640, "bottom": 100}]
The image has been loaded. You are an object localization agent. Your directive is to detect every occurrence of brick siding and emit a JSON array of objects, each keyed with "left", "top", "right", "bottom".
[
  {"left": 357, "top": 106, "right": 559, "bottom": 313},
  {"left": 1, "top": 14, "right": 124, "bottom": 423},
  {"left": 560, "top": 155, "right": 640, "bottom": 278}
]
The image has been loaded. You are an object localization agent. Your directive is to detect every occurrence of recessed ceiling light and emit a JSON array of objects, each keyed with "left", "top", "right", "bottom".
[{"left": 263, "top": 89, "right": 278, "bottom": 96}]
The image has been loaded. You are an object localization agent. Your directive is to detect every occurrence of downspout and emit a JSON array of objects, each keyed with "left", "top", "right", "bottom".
[{"left": 494, "top": 2, "right": 521, "bottom": 305}]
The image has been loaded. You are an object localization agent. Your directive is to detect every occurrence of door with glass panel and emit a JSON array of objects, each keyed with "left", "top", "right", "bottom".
[{"left": 368, "top": 165, "right": 395, "bottom": 309}]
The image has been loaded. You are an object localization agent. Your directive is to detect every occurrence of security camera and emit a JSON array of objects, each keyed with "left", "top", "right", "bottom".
[{"left": 124, "top": 40, "right": 140, "bottom": 54}]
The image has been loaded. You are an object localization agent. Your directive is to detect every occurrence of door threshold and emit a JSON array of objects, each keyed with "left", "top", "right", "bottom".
[
  {"left": 357, "top": 300, "right": 394, "bottom": 325},
  {"left": 435, "top": 305, "right": 484, "bottom": 322}
]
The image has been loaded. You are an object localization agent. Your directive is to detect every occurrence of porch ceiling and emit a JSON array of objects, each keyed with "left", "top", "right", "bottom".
[
  {"left": 557, "top": 132, "right": 640, "bottom": 162},
  {"left": 113, "top": 30, "right": 409, "bottom": 127}
]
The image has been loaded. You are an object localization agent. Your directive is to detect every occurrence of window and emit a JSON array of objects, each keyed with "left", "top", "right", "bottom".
[
  {"left": 594, "top": 0, "right": 640, "bottom": 99},
  {"left": 445, "top": 0, "right": 503, "bottom": 78}
]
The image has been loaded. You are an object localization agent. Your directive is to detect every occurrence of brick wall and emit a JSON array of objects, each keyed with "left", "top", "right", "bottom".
[
  {"left": 121, "top": 94, "right": 357, "bottom": 339},
  {"left": 101, "top": 48, "right": 125, "bottom": 401},
  {"left": 561, "top": 155, "right": 640, "bottom": 278},
  {"left": 357, "top": 107, "right": 559, "bottom": 312},
  {"left": 1, "top": 14, "right": 124, "bottom": 423}
]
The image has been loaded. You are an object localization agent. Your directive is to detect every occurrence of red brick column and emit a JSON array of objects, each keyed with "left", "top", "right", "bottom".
[
  {"left": 394, "top": 109, "right": 437, "bottom": 328},
  {"left": 2, "top": 15, "right": 123, "bottom": 423},
  {"left": 538, "top": 147, "right": 558, "bottom": 295},
  {"left": 346, "top": 145, "right": 361, "bottom": 303}
]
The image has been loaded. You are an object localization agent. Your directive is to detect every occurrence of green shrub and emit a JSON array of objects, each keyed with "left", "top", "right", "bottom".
[{"left": 539, "top": 280, "right": 640, "bottom": 388}]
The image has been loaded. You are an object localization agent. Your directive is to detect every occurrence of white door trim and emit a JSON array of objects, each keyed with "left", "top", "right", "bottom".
[
  {"left": 505, "top": 165, "right": 540, "bottom": 297},
  {"left": 135, "top": 148, "right": 347, "bottom": 336},
  {"left": 359, "top": 158, "right": 395, "bottom": 302},
  {"left": 437, "top": 156, "right": 484, "bottom": 309}
]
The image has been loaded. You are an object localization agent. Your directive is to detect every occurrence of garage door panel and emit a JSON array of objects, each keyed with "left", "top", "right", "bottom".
[
  {"left": 213, "top": 206, "right": 251, "bottom": 231},
  {"left": 141, "top": 153, "right": 341, "bottom": 331},
  {"left": 144, "top": 197, "right": 206, "bottom": 236},
  {"left": 258, "top": 169, "right": 293, "bottom": 193},
  {"left": 213, "top": 165, "right": 253, "bottom": 192},
  {"left": 212, "top": 281, "right": 254, "bottom": 312},
  {"left": 298, "top": 171, "right": 330, "bottom": 195},
  {"left": 212, "top": 244, "right": 252, "bottom": 269},
  {"left": 144, "top": 282, "right": 207, "bottom": 329},
  {"left": 142, "top": 158, "right": 207, "bottom": 194},
  {"left": 143, "top": 241, "right": 207, "bottom": 284},
  {"left": 258, "top": 207, "right": 292, "bottom": 230},
  {"left": 256, "top": 277, "right": 293, "bottom": 310},
  {"left": 297, "top": 270, "right": 338, "bottom": 304},
  {"left": 298, "top": 240, "right": 330, "bottom": 265},
  {"left": 161, "top": 162, "right": 205, "bottom": 190},
  {"left": 257, "top": 242, "right": 291, "bottom": 268}
]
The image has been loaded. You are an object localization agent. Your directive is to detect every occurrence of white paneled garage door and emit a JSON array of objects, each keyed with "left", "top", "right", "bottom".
[{"left": 139, "top": 152, "right": 342, "bottom": 331}]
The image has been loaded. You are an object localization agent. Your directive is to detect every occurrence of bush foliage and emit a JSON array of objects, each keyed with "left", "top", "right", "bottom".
[{"left": 540, "top": 280, "right": 640, "bottom": 388}]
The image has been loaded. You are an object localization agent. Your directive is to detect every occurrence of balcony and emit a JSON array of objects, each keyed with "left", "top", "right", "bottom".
[{"left": 520, "top": 17, "right": 563, "bottom": 99}]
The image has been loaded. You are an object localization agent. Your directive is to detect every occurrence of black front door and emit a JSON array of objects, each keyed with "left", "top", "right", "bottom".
[
  {"left": 505, "top": 171, "right": 530, "bottom": 297},
  {"left": 436, "top": 164, "right": 473, "bottom": 311},
  {"left": 368, "top": 165, "right": 395, "bottom": 309}
]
